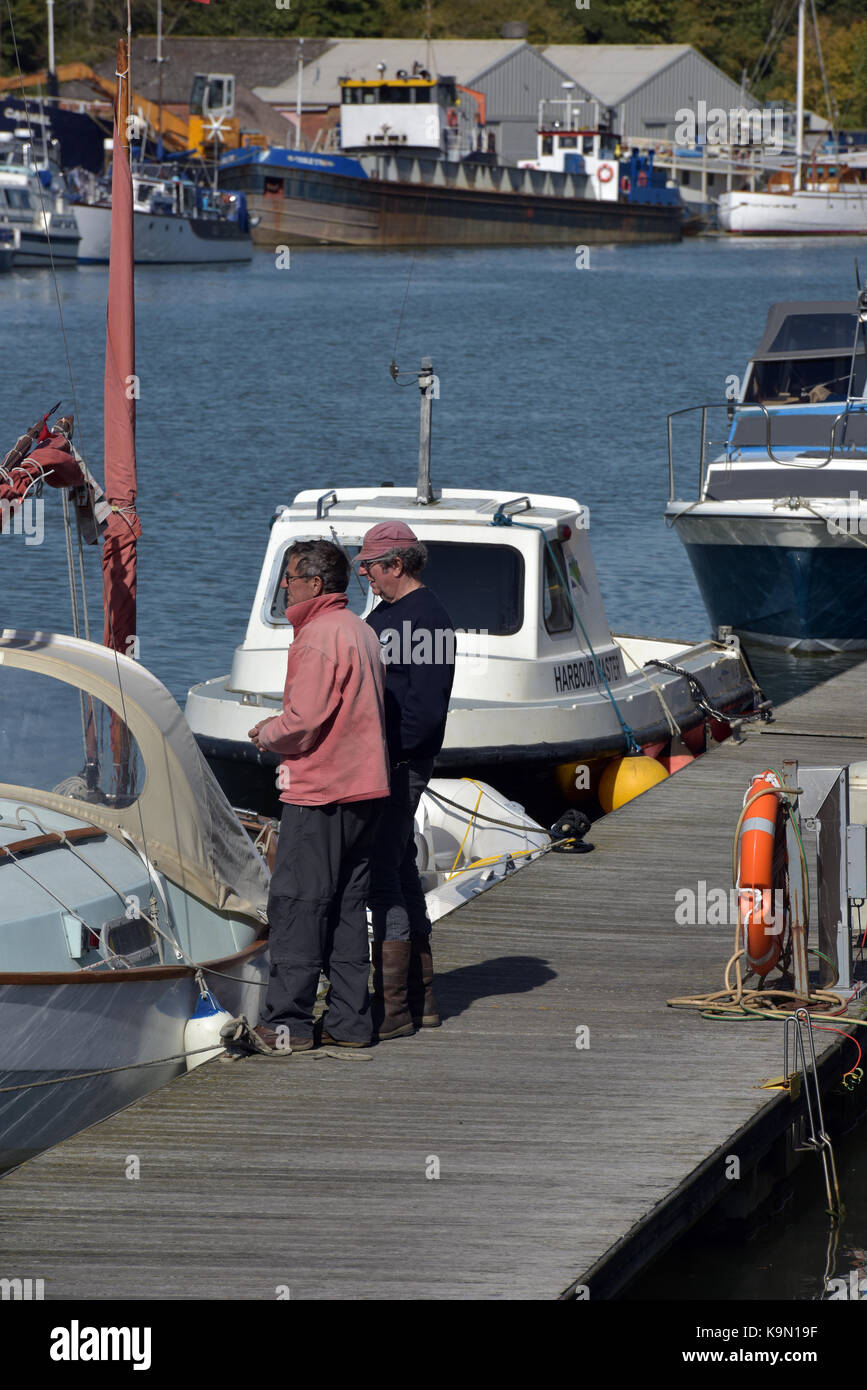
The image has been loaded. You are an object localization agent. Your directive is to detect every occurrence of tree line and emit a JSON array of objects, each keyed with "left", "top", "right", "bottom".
[{"left": 2, "top": 0, "right": 866, "bottom": 127}]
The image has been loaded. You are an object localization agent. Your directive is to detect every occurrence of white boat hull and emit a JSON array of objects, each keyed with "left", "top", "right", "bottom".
[
  {"left": 186, "top": 636, "right": 755, "bottom": 814},
  {"left": 75, "top": 202, "right": 253, "bottom": 264},
  {"left": 718, "top": 188, "right": 867, "bottom": 235},
  {"left": 0, "top": 947, "right": 267, "bottom": 1175}
]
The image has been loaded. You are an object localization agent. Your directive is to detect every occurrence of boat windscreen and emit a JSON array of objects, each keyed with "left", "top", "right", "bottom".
[
  {"left": 269, "top": 543, "right": 369, "bottom": 623},
  {"left": 745, "top": 353, "right": 866, "bottom": 404}
]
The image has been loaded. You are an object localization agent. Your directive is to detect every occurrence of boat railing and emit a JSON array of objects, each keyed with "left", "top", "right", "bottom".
[{"left": 667, "top": 400, "right": 867, "bottom": 501}]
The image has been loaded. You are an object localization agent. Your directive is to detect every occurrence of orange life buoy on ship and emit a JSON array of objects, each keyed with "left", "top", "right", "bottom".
[
  {"left": 737, "top": 769, "right": 785, "bottom": 977},
  {"left": 620, "top": 174, "right": 631, "bottom": 194},
  {"left": 597, "top": 163, "right": 614, "bottom": 183}
]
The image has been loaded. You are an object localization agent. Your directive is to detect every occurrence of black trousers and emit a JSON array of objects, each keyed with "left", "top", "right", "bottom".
[
  {"left": 369, "top": 758, "right": 435, "bottom": 943},
  {"left": 263, "top": 798, "right": 383, "bottom": 1044}
]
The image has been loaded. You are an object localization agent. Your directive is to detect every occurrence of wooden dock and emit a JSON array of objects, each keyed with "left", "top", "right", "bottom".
[{"left": 1, "top": 661, "right": 866, "bottom": 1300}]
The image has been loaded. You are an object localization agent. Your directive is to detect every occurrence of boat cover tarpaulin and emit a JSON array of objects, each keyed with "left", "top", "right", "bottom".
[
  {"left": 102, "top": 123, "right": 141, "bottom": 656},
  {"left": 0, "top": 631, "right": 270, "bottom": 925}
]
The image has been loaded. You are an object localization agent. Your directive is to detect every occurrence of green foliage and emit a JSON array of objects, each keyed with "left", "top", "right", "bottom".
[{"left": 6, "top": 0, "right": 865, "bottom": 132}]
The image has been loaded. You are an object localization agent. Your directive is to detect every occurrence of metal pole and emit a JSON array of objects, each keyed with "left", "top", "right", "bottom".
[
  {"left": 156, "top": 0, "right": 163, "bottom": 158},
  {"left": 296, "top": 38, "right": 304, "bottom": 150},
  {"left": 795, "top": 0, "right": 805, "bottom": 192},
  {"left": 46, "top": 0, "right": 55, "bottom": 76},
  {"left": 417, "top": 356, "right": 434, "bottom": 505}
]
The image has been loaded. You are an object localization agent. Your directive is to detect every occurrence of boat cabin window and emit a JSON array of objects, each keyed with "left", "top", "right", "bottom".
[
  {"left": 543, "top": 541, "right": 574, "bottom": 635},
  {"left": 0, "top": 666, "right": 143, "bottom": 807},
  {"left": 541, "top": 136, "right": 554, "bottom": 156},
  {"left": 559, "top": 136, "right": 578, "bottom": 150},
  {"left": 416, "top": 542, "right": 523, "bottom": 635},
  {"left": 269, "top": 544, "right": 369, "bottom": 624},
  {"left": 746, "top": 352, "right": 867, "bottom": 403}
]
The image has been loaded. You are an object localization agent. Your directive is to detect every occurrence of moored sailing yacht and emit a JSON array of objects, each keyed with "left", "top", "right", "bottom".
[
  {"left": 717, "top": 0, "right": 867, "bottom": 234},
  {"left": 0, "top": 43, "right": 268, "bottom": 1175}
]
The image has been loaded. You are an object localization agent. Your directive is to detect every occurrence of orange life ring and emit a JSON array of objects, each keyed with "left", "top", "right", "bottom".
[
  {"left": 737, "top": 770, "right": 784, "bottom": 977},
  {"left": 597, "top": 163, "right": 614, "bottom": 183},
  {"left": 620, "top": 175, "right": 631, "bottom": 193}
]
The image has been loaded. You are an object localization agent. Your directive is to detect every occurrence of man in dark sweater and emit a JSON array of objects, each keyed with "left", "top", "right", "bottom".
[{"left": 359, "top": 521, "right": 455, "bottom": 1040}]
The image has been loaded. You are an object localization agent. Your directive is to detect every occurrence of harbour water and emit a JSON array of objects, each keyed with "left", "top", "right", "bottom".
[{"left": 1, "top": 234, "right": 866, "bottom": 1295}]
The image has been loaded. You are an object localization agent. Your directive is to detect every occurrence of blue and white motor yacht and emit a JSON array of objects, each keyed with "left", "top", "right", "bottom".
[{"left": 666, "top": 296, "right": 867, "bottom": 651}]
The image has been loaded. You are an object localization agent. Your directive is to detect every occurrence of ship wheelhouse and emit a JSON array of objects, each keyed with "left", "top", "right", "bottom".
[{"left": 339, "top": 69, "right": 482, "bottom": 160}]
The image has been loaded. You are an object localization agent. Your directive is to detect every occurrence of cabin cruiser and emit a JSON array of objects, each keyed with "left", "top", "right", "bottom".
[
  {"left": 68, "top": 163, "right": 254, "bottom": 265},
  {"left": 0, "top": 129, "right": 79, "bottom": 266},
  {"left": 665, "top": 296, "right": 867, "bottom": 651},
  {"left": 186, "top": 482, "right": 761, "bottom": 818}
]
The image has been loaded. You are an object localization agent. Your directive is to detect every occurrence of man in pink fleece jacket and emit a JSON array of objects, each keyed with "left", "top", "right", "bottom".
[{"left": 247, "top": 539, "right": 390, "bottom": 1050}]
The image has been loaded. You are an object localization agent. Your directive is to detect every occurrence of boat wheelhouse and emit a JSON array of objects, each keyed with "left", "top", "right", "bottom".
[
  {"left": 186, "top": 484, "right": 760, "bottom": 820},
  {"left": 665, "top": 297, "right": 867, "bottom": 650},
  {"left": 518, "top": 99, "right": 680, "bottom": 210},
  {"left": 340, "top": 67, "right": 488, "bottom": 161}
]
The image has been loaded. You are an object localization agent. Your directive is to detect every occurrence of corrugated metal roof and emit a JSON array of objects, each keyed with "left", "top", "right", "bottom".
[
  {"left": 543, "top": 45, "right": 693, "bottom": 105},
  {"left": 254, "top": 38, "right": 525, "bottom": 105}
]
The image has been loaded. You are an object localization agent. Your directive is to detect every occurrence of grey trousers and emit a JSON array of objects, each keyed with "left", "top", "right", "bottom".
[
  {"left": 263, "top": 797, "right": 382, "bottom": 1044},
  {"left": 369, "top": 758, "right": 435, "bottom": 943}
]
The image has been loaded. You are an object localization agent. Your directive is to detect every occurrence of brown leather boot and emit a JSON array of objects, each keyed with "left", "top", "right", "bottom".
[
  {"left": 408, "top": 934, "right": 441, "bottom": 1028},
  {"left": 372, "top": 940, "right": 415, "bottom": 1040}
]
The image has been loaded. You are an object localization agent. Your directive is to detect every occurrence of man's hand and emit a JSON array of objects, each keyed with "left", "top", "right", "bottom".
[{"left": 249, "top": 720, "right": 272, "bottom": 751}]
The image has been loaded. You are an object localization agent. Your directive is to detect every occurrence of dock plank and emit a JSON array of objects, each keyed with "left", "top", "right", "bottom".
[{"left": 1, "top": 667, "right": 865, "bottom": 1300}]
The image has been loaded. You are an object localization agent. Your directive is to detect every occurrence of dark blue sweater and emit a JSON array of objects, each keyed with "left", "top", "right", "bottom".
[{"left": 367, "top": 586, "right": 456, "bottom": 762}]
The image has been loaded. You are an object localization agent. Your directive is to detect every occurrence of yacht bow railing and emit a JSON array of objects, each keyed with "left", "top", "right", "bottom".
[{"left": 667, "top": 400, "right": 867, "bottom": 502}]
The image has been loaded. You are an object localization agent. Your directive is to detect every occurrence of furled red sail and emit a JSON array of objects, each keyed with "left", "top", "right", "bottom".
[
  {"left": 0, "top": 416, "right": 87, "bottom": 525},
  {"left": 101, "top": 122, "right": 141, "bottom": 657}
]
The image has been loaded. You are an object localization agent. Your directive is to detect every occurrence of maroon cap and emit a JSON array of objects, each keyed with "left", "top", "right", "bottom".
[{"left": 357, "top": 520, "right": 418, "bottom": 564}]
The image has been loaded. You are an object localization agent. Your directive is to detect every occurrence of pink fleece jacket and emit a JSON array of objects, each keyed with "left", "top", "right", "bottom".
[{"left": 257, "top": 591, "right": 390, "bottom": 806}]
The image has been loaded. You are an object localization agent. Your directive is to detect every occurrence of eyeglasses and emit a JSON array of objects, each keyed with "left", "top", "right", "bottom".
[
  {"left": 281, "top": 568, "right": 309, "bottom": 587},
  {"left": 358, "top": 555, "right": 391, "bottom": 573}
]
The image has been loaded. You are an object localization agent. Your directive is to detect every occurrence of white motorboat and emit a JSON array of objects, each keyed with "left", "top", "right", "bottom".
[
  {"left": 186, "top": 362, "right": 764, "bottom": 821},
  {"left": 665, "top": 295, "right": 867, "bottom": 651},
  {"left": 0, "top": 629, "right": 271, "bottom": 1176},
  {"left": 70, "top": 165, "right": 254, "bottom": 265},
  {"left": 0, "top": 131, "right": 79, "bottom": 267}
]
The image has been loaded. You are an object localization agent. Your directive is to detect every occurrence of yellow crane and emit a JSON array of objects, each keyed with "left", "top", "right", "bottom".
[{"left": 0, "top": 63, "right": 243, "bottom": 158}]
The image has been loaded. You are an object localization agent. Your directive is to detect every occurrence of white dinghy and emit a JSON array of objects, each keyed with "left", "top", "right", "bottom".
[{"left": 0, "top": 630, "right": 271, "bottom": 1175}]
